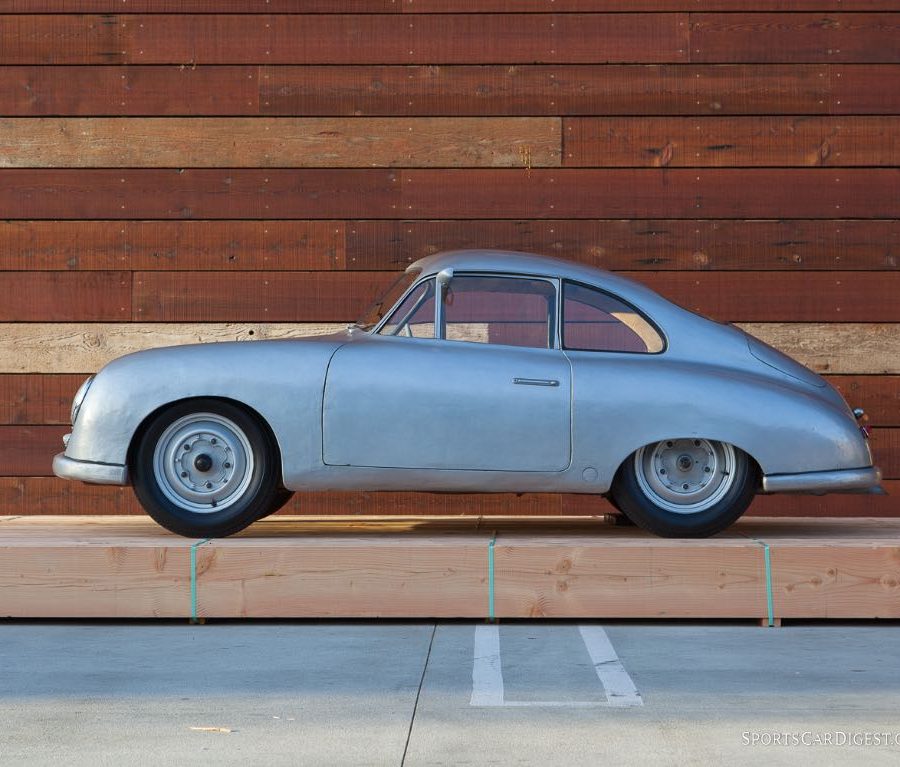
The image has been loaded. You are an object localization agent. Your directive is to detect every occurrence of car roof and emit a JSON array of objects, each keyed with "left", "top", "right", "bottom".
[{"left": 408, "top": 249, "right": 663, "bottom": 307}]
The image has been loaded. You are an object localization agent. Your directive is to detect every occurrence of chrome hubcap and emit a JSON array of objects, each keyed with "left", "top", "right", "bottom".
[
  {"left": 153, "top": 412, "right": 253, "bottom": 513},
  {"left": 634, "top": 439, "right": 736, "bottom": 515}
]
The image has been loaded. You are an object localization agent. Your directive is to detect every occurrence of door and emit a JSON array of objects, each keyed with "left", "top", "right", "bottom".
[{"left": 323, "top": 274, "right": 572, "bottom": 472}]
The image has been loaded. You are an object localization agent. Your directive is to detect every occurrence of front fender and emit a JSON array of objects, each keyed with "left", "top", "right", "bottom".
[{"left": 64, "top": 337, "right": 345, "bottom": 484}]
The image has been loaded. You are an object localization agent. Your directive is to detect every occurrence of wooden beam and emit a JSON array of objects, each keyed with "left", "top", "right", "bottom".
[
  {"left": 131, "top": 270, "right": 900, "bottom": 322},
  {"left": 0, "top": 13, "right": 689, "bottom": 65},
  {"left": 0, "top": 322, "right": 895, "bottom": 374},
  {"left": 4, "top": 219, "right": 898, "bottom": 272},
  {"left": 690, "top": 13, "right": 900, "bottom": 64},
  {"left": 2, "top": 516, "right": 898, "bottom": 619},
  {"left": 564, "top": 116, "right": 900, "bottom": 167},
  {"left": 0, "top": 117, "right": 561, "bottom": 168},
  {"left": 3, "top": 168, "right": 899, "bottom": 219},
  {"left": 0, "top": 64, "right": 858, "bottom": 117}
]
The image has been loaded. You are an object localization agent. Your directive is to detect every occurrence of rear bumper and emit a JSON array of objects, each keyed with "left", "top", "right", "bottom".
[
  {"left": 53, "top": 453, "right": 129, "bottom": 485},
  {"left": 762, "top": 466, "right": 882, "bottom": 495}
]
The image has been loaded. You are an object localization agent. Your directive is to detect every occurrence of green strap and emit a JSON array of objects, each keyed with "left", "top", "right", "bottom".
[
  {"left": 749, "top": 537, "right": 776, "bottom": 627},
  {"left": 190, "top": 538, "right": 211, "bottom": 623},
  {"left": 487, "top": 533, "right": 497, "bottom": 622}
]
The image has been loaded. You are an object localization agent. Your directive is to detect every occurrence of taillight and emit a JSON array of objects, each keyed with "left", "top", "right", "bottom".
[{"left": 854, "top": 408, "right": 871, "bottom": 439}]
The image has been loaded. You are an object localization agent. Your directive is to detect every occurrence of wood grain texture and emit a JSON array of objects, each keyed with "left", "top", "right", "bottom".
[
  {"left": 831, "top": 65, "right": 900, "bottom": 114},
  {"left": 134, "top": 271, "right": 396, "bottom": 322},
  {"left": 564, "top": 116, "right": 900, "bottom": 167},
  {"left": 0, "top": 118, "right": 561, "bottom": 169},
  {"left": 690, "top": 13, "right": 900, "bottom": 64},
  {"left": 0, "top": 13, "right": 689, "bottom": 65},
  {"left": 739, "top": 324, "right": 900, "bottom": 375},
  {"left": 3, "top": 169, "right": 898, "bottom": 219},
  {"left": 0, "top": 323, "right": 344, "bottom": 374},
  {"left": 5, "top": 2, "right": 898, "bottom": 11},
  {"left": 2, "top": 477, "right": 898, "bottom": 517},
  {"left": 132, "top": 270, "right": 900, "bottom": 323},
  {"left": 1, "top": 64, "right": 860, "bottom": 117},
  {"left": 399, "top": 169, "right": 900, "bottom": 219},
  {"left": 0, "top": 221, "right": 346, "bottom": 271},
  {"left": 0, "top": 323, "right": 895, "bottom": 375},
  {"left": 261, "top": 64, "right": 836, "bottom": 117},
  {"left": 0, "top": 375, "right": 85, "bottom": 425},
  {"left": 344, "top": 219, "right": 900, "bottom": 271},
  {"left": 3, "top": 219, "right": 898, "bottom": 272},
  {"left": 0, "top": 272, "right": 130, "bottom": 321},
  {"left": 0, "top": 169, "right": 401, "bottom": 219}
]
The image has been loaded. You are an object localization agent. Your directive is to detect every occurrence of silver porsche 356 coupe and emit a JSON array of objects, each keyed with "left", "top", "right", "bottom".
[{"left": 54, "top": 250, "right": 881, "bottom": 538}]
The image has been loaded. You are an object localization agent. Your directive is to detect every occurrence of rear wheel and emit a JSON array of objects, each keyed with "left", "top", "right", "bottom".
[
  {"left": 132, "top": 399, "right": 281, "bottom": 538},
  {"left": 611, "top": 438, "right": 756, "bottom": 538}
]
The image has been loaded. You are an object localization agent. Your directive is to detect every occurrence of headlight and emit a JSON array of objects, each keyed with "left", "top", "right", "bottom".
[{"left": 71, "top": 375, "right": 95, "bottom": 425}]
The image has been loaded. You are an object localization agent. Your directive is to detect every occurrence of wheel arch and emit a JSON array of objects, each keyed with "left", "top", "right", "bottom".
[{"left": 126, "top": 395, "right": 285, "bottom": 484}]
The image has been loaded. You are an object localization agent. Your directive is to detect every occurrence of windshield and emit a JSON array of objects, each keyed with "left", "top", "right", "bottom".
[{"left": 354, "top": 267, "right": 422, "bottom": 331}]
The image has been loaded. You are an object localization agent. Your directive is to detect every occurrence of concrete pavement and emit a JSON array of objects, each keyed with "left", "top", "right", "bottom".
[{"left": 1, "top": 622, "right": 899, "bottom": 766}]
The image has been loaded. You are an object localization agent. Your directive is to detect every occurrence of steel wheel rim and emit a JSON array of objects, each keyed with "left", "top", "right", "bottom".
[
  {"left": 152, "top": 412, "right": 254, "bottom": 514},
  {"left": 634, "top": 439, "right": 737, "bottom": 515}
]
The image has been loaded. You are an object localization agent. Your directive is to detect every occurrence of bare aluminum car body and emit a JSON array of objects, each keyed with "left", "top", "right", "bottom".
[{"left": 54, "top": 250, "right": 881, "bottom": 497}]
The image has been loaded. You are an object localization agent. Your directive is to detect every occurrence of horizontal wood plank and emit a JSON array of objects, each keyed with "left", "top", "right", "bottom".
[
  {"left": 262, "top": 64, "right": 838, "bottom": 117},
  {"left": 0, "top": 323, "right": 345, "bottom": 374},
  {"left": 3, "top": 219, "right": 898, "bottom": 272},
  {"left": 0, "top": 13, "right": 688, "bottom": 65},
  {"left": 2, "top": 477, "right": 898, "bottom": 517},
  {"left": 399, "top": 168, "right": 900, "bottom": 219},
  {"left": 344, "top": 219, "right": 900, "bottom": 271},
  {"left": 4, "top": 374, "right": 896, "bottom": 427},
  {"left": 3, "top": 169, "right": 898, "bottom": 219},
  {"left": 691, "top": 13, "right": 900, "bottom": 64},
  {"left": 5, "top": 2, "right": 898, "bottom": 11},
  {"left": 1, "top": 64, "right": 858, "bottom": 117},
  {"left": 0, "top": 118, "right": 561, "bottom": 169},
  {"left": 134, "top": 271, "right": 396, "bottom": 322},
  {"left": 5, "top": 425, "right": 898, "bottom": 478},
  {"left": 0, "top": 322, "right": 897, "bottom": 374},
  {"left": 564, "top": 116, "right": 900, "bottom": 167},
  {"left": 0, "top": 169, "right": 401, "bottom": 219},
  {"left": 0, "top": 220, "right": 346, "bottom": 271},
  {"left": 739, "top": 323, "right": 900, "bottom": 375},
  {"left": 0, "top": 272, "right": 130, "bottom": 321},
  {"left": 132, "top": 270, "right": 900, "bottom": 323}
]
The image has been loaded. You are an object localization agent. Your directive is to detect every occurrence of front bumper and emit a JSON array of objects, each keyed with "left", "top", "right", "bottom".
[
  {"left": 53, "top": 453, "right": 129, "bottom": 485},
  {"left": 762, "top": 466, "right": 882, "bottom": 495}
]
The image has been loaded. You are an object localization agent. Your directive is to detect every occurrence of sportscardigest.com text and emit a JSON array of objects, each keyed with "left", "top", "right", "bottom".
[{"left": 743, "top": 731, "right": 900, "bottom": 747}]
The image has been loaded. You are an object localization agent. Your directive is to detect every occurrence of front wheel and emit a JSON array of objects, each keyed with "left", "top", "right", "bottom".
[
  {"left": 132, "top": 399, "right": 282, "bottom": 538},
  {"left": 610, "top": 439, "right": 757, "bottom": 538}
]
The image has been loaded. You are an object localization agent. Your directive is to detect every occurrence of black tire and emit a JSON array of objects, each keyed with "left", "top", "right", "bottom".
[
  {"left": 132, "top": 398, "right": 281, "bottom": 538},
  {"left": 259, "top": 487, "right": 295, "bottom": 520},
  {"left": 610, "top": 439, "right": 757, "bottom": 538}
]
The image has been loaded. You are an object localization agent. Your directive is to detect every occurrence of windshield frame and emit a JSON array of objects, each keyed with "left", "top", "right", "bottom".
[{"left": 353, "top": 267, "right": 423, "bottom": 332}]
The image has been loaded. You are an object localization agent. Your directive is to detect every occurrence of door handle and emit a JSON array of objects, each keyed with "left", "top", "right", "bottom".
[{"left": 513, "top": 377, "right": 559, "bottom": 387}]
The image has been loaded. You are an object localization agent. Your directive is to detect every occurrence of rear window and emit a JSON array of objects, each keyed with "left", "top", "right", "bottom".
[{"left": 562, "top": 281, "right": 664, "bottom": 354}]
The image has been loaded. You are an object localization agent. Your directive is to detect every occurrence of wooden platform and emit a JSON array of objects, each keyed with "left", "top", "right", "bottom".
[{"left": 1, "top": 516, "right": 898, "bottom": 622}]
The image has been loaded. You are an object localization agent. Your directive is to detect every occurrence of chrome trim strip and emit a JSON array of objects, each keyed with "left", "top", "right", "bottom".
[
  {"left": 762, "top": 466, "right": 882, "bottom": 494},
  {"left": 513, "top": 378, "right": 560, "bottom": 387},
  {"left": 53, "top": 453, "right": 129, "bottom": 486}
]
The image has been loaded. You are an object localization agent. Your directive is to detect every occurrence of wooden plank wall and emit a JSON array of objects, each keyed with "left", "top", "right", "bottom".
[{"left": 0, "top": 2, "right": 898, "bottom": 518}]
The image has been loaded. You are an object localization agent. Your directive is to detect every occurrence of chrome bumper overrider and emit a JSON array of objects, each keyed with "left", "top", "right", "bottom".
[
  {"left": 53, "top": 453, "right": 129, "bottom": 485},
  {"left": 762, "top": 466, "right": 882, "bottom": 494}
]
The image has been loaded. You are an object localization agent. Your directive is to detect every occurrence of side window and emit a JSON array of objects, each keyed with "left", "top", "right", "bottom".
[
  {"left": 378, "top": 279, "right": 435, "bottom": 338},
  {"left": 562, "top": 281, "right": 664, "bottom": 353},
  {"left": 443, "top": 276, "right": 555, "bottom": 349}
]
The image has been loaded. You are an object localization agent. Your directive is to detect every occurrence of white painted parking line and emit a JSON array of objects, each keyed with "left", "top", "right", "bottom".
[
  {"left": 469, "top": 624, "right": 643, "bottom": 708},
  {"left": 578, "top": 626, "right": 643, "bottom": 707},
  {"left": 470, "top": 623, "right": 504, "bottom": 706}
]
